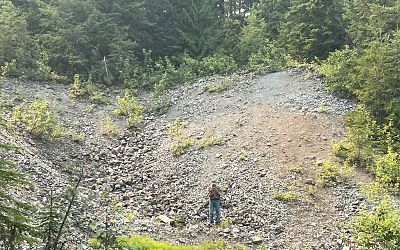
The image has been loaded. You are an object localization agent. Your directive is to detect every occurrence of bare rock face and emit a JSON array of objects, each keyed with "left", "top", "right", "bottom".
[{"left": 0, "top": 70, "right": 361, "bottom": 249}]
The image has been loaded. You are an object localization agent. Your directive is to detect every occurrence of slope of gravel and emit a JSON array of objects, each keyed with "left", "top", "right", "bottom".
[{"left": 0, "top": 69, "right": 362, "bottom": 249}]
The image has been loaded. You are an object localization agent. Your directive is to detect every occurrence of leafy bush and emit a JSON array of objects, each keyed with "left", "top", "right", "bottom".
[
  {"left": 320, "top": 46, "right": 359, "bottom": 98},
  {"left": 69, "top": 74, "right": 105, "bottom": 103},
  {"left": 200, "top": 54, "right": 237, "bottom": 76},
  {"left": 374, "top": 149, "right": 400, "bottom": 188},
  {"left": 89, "top": 91, "right": 105, "bottom": 104},
  {"left": 351, "top": 198, "right": 400, "bottom": 250},
  {"left": 12, "top": 99, "right": 65, "bottom": 138},
  {"left": 273, "top": 191, "right": 298, "bottom": 202},
  {"left": 70, "top": 131, "right": 85, "bottom": 142},
  {"left": 99, "top": 115, "right": 119, "bottom": 137},
  {"left": 113, "top": 90, "right": 143, "bottom": 128},
  {"left": 206, "top": 78, "right": 233, "bottom": 93},
  {"left": 335, "top": 105, "right": 381, "bottom": 167},
  {"left": 151, "top": 74, "right": 170, "bottom": 115},
  {"left": 248, "top": 41, "right": 286, "bottom": 74},
  {"left": 168, "top": 118, "right": 193, "bottom": 156},
  {"left": 176, "top": 53, "right": 202, "bottom": 82},
  {"left": 237, "top": 13, "right": 267, "bottom": 65},
  {"left": 198, "top": 130, "right": 222, "bottom": 149},
  {"left": 288, "top": 164, "right": 304, "bottom": 174},
  {"left": 317, "top": 159, "right": 352, "bottom": 186}
]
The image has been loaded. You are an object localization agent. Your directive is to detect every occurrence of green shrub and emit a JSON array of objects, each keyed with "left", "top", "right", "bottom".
[
  {"left": 89, "top": 91, "right": 105, "bottom": 104},
  {"left": 320, "top": 46, "right": 359, "bottom": 98},
  {"left": 70, "top": 131, "right": 85, "bottom": 142},
  {"left": 237, "top": 13, "right": 267, "bottom": 65},
  {"left": 317, "top": 159, "right": 352, "bottom": 186},
  {"left": 248, "top": 41, "right": 286, "bottom": 74},
  {"left": 337, "top": 105, "right": 381, "bottom": 167},
  {"left": 12, "top": 99, "right": 65, "bottom": 138},
  {"left": 69, "top": 74, "right": 105, "bottom": 103},
  {"left": 198, "top": 130, "right": 222, "bottom": 149},
  {"left": 200, "top": 54, "right": 237, "bottom": 76},
  {"left": 69, "top": 74, "right": 87, "bottom": 98},
  {"left": 206, "top": 77, "right": 233, "bottom": 93},
  {"left": 168, "top": 118, "right": 193, "bottom": 156},
  {"left": 351, "top": 198, "right": 400, "bottom": 250},
  {"left": 239, "top": 151, "right": 249, "bottom": 161},
  {"left": 151, "top": 73, "right": 170, "bottom": 115},
  {"left": 360, "top": 181, "right": 388, "bottom": 202},
  {"left": 288, "top": 164, "right": 304, "bottom": 174},
  {"left": 0, "top": 143, "right": 36, "bottom": 249},
  {"left": 113, "top": 90, "right": 143, "bottom": 128},
  {"left": 100, "top": 115, "right": 120, "bottom": 134},
  {"left": 170, "top": 132, "right": 193, "bottom": 157},
  {"left": 176, "top": 53, "right": 201, "bottom": 82},
  {"left": 273, "top": 191, "right": 298, "bottom": 202},
  {"left": 374, "top": 149, "right": 400, "bottom": 188}
]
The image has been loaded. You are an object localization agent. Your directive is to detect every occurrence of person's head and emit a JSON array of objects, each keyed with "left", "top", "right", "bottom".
[{"left": 211, "top": 183, "right": 216, "bottom": 188}]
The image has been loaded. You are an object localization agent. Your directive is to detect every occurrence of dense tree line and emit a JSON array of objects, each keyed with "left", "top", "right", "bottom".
[{"left": 0, "top": 0, "right": 347, "bottom": 86}]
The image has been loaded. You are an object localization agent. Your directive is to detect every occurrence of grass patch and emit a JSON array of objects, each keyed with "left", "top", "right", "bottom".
[
  {"left": 88, "top": 235, "right": 238, "bottom": 250},
  {"left": 113, "top": 235, "right": 232, "bottom": 250}
]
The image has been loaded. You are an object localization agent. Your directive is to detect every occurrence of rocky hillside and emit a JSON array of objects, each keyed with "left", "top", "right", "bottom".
[{"left": 0, "top": 69, "right": 365, "bottom": 249}]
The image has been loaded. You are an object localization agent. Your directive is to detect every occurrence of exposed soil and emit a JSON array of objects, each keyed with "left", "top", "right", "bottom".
[{"left": 0, "top": 69, "right": 369, "bottom": 249}]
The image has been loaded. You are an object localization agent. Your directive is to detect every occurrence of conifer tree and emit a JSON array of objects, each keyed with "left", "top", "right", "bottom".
[
  {"left": 0, "top": 141, "right": 35, "bottom": 249},
  {"left": 177, "top": 0, "right": 223, "bottom": 58},
  {"left": 280, "top": 0, "right": 346, "bottom": 61}
]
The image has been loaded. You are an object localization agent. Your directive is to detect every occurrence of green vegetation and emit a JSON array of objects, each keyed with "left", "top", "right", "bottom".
[
  {"left": 70, "top": 131, "right": 85, "bottom": 142},
  {"left": 11, "top": 99, "right": 65, "bottom": 138},
  {"left": 352, "top": 198, "right": 400, "bottom": 250},
  {"left": 113, "top": 91, "right": 143, "bottom": 128},
  {"left": 316, "top": 159, "right": 352, "bottom": 186},
  {"left": 99, "top": 115, "right": 119, "bottom": 137},
  {"left": 0, "top": 143, "right": 35, "bottom": 249},
  {"left": 288, "top": 164, "right": 304, "bottom": 174},
  {"left": 206, "top": 78, "right": 234, "bottom": 93},
  {"left": 168, "top": 118, "right": 193, "bottom": 156},
  {"left": 115, "top": 235, "right": 229, "bottom": 250},
  {"left": 69, "top": 74, "right": 105, "bottom": 104},
  {"left": 198, "top": 130, "right": 222, "bottom": 149},
  {"left": 1, "top": 0, "right": 400, "bottom": 248},
  {"left": 273, "top": 190, "right": 298, "bottom": 202},
  {"left": 351, "top": 182, "right": 400, "bottom": 250},
  {"left": 239, "top": 151, "right": 249, "bottom": 161}
]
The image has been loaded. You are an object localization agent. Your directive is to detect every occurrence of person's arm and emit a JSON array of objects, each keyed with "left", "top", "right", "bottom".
[{"left": 216, "top": 187, "right": 222, "bottom": 197}]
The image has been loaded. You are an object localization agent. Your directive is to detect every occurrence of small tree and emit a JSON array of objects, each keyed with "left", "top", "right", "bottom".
[
  {"left": 113, "top": 90, "right": 143, "bottom": 128},
  {"left": 238, "top": 12, "right": 267, "bottom": 65},
  {"left": 12, "top": 99, "right": 65, "bottom": 138},
  {"left": 0, "top": 143, "right": 36, "bottom": 250},
  {"left": 344, "top": 105, "right": 380, "bottom": 166}
]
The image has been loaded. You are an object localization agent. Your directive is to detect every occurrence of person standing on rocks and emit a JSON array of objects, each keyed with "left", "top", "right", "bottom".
[{"left": 208, "top": 183, "right": 222, "bottom": 225}]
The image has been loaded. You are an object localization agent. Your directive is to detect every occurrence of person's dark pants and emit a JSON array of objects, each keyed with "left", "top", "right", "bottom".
[{"left": 209, "top": 199, "right": 220, "bottom": 224}]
